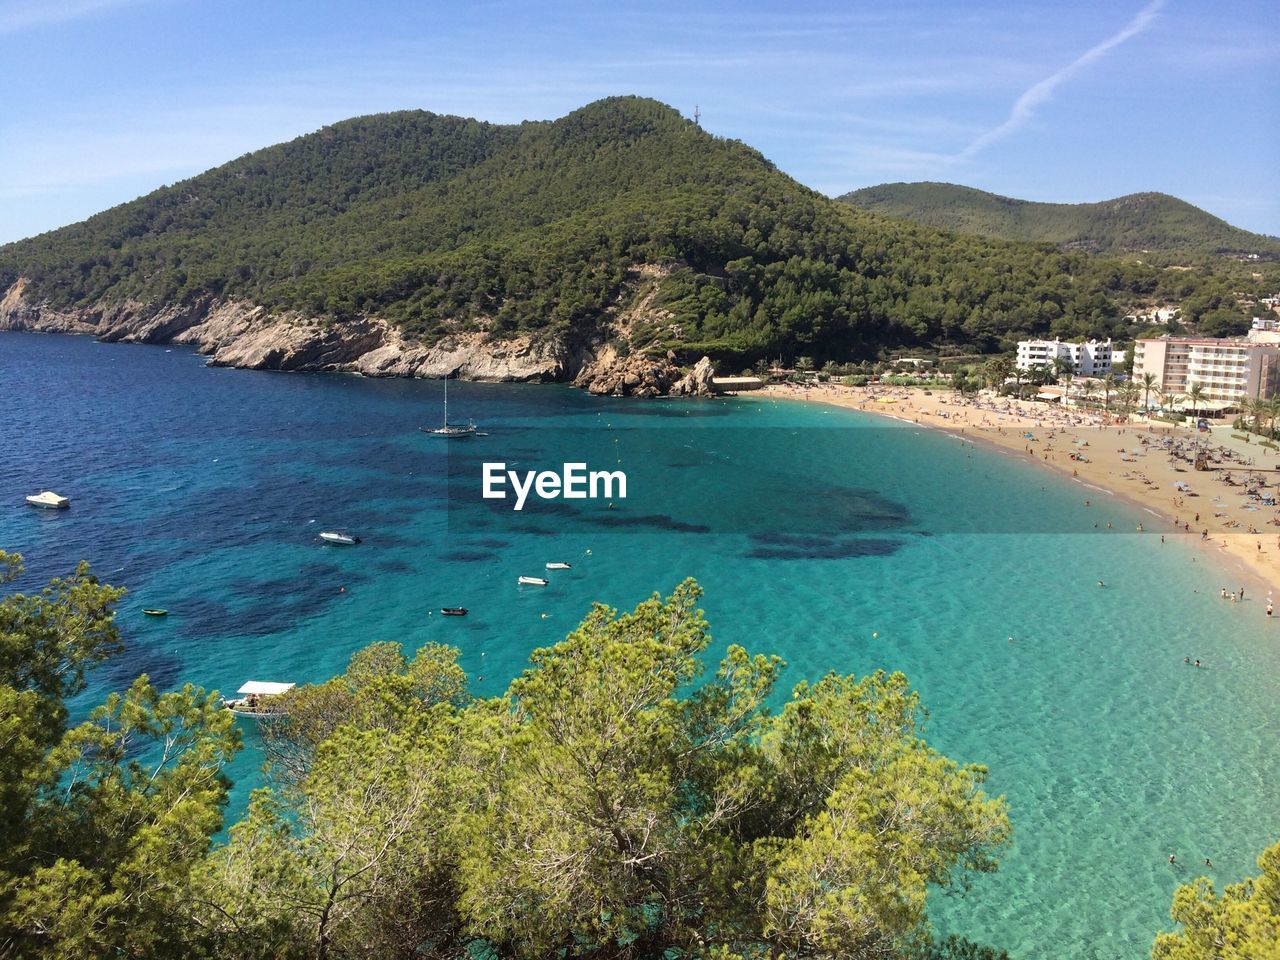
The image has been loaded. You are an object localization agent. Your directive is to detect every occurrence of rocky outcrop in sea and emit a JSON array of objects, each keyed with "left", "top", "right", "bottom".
[{"left": 571, "top": 352, "right": 717, "bottom": 398}]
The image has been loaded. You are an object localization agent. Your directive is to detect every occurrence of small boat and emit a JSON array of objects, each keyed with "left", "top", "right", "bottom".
[
  {"left": 26, "top": 491, "right": 70, "bottom": 509},
  {"left": 142, "top": 608, "right": 168, "bottom": 617},
  {"left": 223, "top": 681, "right": 295, "bottom": 718},
  {"left": 441, "top": 607, "right": 468, "bottom": 616},
  {"left": 518, "top": 576, "right": 549, "bottom": 586},
  {"left": 421, "top": 375, "right": 477, "bottom": 437},
  {"left": 545, "top": 562, "right": 572, "bottom": 570},
  {"left": 319, "top": 531, "right": 361, "bottom": 545}
]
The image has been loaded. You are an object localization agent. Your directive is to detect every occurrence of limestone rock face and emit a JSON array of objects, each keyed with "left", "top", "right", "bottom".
[
  {"left": 573, "top": 353, "right": 717, "bottom": 398},
  {"left": 0, "top": 279, "right": 591, "bottom": 383},
  {"left": 668, "top": 356, "right": 716, "bottom": 397},
  {"left": 572, "top": 352, "right": 678, "bottom": 397}
]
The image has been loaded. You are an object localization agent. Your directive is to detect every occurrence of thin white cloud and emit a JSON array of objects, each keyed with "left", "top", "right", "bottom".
[
  {"left": 0, "top": 0, "right": 156, "bottom": 35},
  {"left": 953, "top": 0, "right": 1167, "bottom": 163}
]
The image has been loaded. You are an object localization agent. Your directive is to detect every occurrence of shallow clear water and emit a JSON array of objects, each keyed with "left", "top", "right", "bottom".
[{"left": 3, "top": 332, "right": 1278, "bottom": 958}]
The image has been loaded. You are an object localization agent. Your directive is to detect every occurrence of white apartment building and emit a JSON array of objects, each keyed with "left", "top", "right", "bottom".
[
  {"left": 1015, "top": 338, "right": 1113, "bottom": 376},
  {"left": 1131, "top": 335, "right": 1280, "bottom": 412}
]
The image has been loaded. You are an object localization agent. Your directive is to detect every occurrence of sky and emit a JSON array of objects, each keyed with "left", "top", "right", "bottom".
[{"left": 0, "top": 0, "right": 1276, "bottom": 245}]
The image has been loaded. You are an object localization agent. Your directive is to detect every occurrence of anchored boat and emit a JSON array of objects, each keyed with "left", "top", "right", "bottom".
[
  {"left": 518, "top": 575, "right": 549, "bottom": 586},
  {"left": 421, "top": 375, "right": 477, "bottom": 438},
  {"left": 142, "top": 608, "right": 168, "bottom": 617},
  {"left": 545, "top": 562, "right": 572, "bottom": 570},
  {"left": 319, "top": 531, "right": 361, "bottom": 545},
  {"left": 26, "top": 491, "right": 70, "bottom": 509},
  {"left": 441, "top": 607, "right": 468, "bottom": 616},
  {"left": 223, "top": 681, "right": 295, "bottom": 718}
]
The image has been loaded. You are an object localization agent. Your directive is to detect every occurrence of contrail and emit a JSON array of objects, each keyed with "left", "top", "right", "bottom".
[
  {"left": 0, "top": 0, "right": 153, "bottom": 36},
  {"left": 954, "top": 0, "right": 1166, "bottom": 162}
]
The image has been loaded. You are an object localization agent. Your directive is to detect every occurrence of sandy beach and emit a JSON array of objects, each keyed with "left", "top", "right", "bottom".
[{"left": 765, "top": 382, "right": 1280, "bottom": 605}]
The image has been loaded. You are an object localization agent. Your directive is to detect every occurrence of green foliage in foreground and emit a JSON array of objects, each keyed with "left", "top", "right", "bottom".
[
  {"left": 1, "top": 98, "right": 1272, "bottom": 366},
  {"left": 210, "top": 579, "right": 1010, "bottom": 959},
  {"left": 0, "top": 560, "right": 1010, "bottom": 960},
  {"left": 1153, "top": 842, "right": 1280, "bottom": 960},
  {"left": 0, "top": 551, "right": 239, "bottom": 959}
]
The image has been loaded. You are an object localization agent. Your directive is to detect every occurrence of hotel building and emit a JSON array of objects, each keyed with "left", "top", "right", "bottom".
[
  {"left": 1015, "top": 338, "right": 1114, "bottom": 376},
  {"left": 1131, "top": 334, "right": 1280, "bottom": 412}
]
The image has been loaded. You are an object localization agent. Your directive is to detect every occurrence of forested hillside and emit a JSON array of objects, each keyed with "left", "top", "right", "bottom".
[
  {"left": 1, "top": 98, "right": 1270, "bottom": 366},
  {"left": 840, "top": 182, "right": 1280, "bottom": 261}
]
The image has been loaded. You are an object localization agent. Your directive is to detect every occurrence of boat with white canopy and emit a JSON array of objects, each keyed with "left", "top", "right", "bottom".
[{"left": 223, "top": 680, "right": 295, "bottom": 717}]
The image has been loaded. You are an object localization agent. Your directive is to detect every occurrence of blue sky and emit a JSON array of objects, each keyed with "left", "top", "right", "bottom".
[{"left": 0, "top": 0, "right": 1276, "bottom": 244}]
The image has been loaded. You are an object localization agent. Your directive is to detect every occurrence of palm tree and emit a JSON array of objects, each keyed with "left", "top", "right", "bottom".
[
  {"left": 1081, "top": 378, "right": 1099, "bottom": 410},
  {"left": 1118, "top": 382, "right": 1140, "bottom": 420},
  {"left": 1267, "top": 397, "right": 1280, "bottom": 439},
  {"left": 1244, "top": 397, "right": 1268, "bottom": 436},
  {"left": 1161, "top": 391, "right": 1184, "bottom": 420},
  {"left": 1140, "top": 372, "right": 1158, "bottom": 414},
  {"left": 984, "top": 357, "right": 1012, "bottom": 391},
  {"left": 1101, "top": 373, "right": 1118, "bottom": 415},
  {"left": 1186, "top": 384, "right": 1206, "bottom": 417}
]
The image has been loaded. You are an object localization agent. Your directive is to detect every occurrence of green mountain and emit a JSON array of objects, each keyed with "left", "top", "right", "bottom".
[
  {"left": 0, "top": 99, "right": 1268, "bottom": 368},
  {"left": 839, "top": 182, "right": 1280, "bottom": 260}
]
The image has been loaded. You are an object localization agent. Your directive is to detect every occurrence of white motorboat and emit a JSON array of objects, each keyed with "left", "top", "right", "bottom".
[
  {"left": 223, "top": 680, "right": 295, "bottom": 718},
  {"left": 518, "top": 575, "right": 549, "bottom": 586},
  {"left": 319, "top": 531, "right": 361, "bottom": 545},
  {"left": 26, "top": 491, "right": 70, "bottom": 509},
  {"left": 545, "top": 562, "right": 572, "bottom": 570}
]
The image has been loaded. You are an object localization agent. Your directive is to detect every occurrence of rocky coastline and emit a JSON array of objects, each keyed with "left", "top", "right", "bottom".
[{"left": 0, "top": 278, "right": 717, "bottom": 396}]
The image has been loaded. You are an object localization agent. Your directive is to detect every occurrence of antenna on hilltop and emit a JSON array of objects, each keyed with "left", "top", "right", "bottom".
[{"left": 693, "top": 105, "right": 701, "bottom": 126}]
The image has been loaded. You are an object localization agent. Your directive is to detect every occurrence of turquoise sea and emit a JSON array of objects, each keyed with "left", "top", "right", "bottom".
[{"left": 3, "top": 331, "right": 1278, "bottom": 958}]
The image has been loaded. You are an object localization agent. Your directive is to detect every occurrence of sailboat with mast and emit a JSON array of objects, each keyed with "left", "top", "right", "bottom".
[{"left": 420, "top": 374, "right": 477, "bottom": 438}]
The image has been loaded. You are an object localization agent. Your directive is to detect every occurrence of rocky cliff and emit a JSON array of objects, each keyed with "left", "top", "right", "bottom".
[
  {"left": 0, "top": 279, "right": 590, "bottom": 382},
  {"left": 572, "top": 351, "right": 717, "bottom": 398},
  {"left": 1, "top": 275, "right": 720, "bottom": 396}
]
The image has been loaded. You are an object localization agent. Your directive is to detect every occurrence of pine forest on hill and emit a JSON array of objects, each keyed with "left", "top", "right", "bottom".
[{"left": 2, "top": 98, "right": 1275, "bottom": 367}]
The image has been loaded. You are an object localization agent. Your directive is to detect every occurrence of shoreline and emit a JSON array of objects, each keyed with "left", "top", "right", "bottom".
[{"left": 760, "top": 382, "right": 1280, "bottom": 603}]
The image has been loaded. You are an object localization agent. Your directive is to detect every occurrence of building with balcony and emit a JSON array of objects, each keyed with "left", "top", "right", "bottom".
[
  {"left": 1015, "top": 338, "right": 1113, "bottom": 376},
  {"left": 1131, "top": 335, "right": 1280, "bottom": 412}
]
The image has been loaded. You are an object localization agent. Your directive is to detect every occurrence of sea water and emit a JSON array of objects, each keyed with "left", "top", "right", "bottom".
[{"left": 2, "top": 332, "right": 1278, "bottom": 958}]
